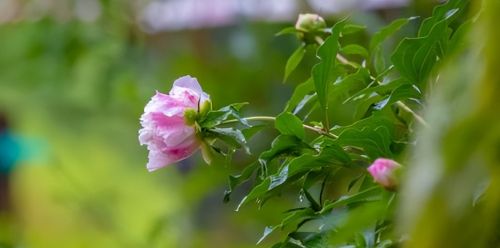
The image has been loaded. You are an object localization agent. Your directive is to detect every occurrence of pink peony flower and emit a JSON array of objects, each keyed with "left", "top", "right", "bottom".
[
  {"left": 139, "top": 75, "right": 210, "bottom": 171},
  {"left": 367, "top": 158, "right": 401, "bottom": 190}
]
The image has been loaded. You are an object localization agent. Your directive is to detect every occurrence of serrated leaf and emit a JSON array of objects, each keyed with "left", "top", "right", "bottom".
[
  {"left": 341, "top": 44, "right": 369, "bottom": 58},
  {"left": 284, "top": 45, "right": 306, "bottom": 82},
  {"left": 275, "top": 112, "right": 306, "bottom": 140}
]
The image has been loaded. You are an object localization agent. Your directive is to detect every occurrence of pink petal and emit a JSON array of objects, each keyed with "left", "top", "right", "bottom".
[{"left": 146, "top": 139, "right": 200, "bottom": 171}]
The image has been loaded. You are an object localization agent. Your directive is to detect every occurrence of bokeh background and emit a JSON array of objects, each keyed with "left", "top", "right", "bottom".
[{"left": 0, "top": 1, "right": 437, "bottom": 247}]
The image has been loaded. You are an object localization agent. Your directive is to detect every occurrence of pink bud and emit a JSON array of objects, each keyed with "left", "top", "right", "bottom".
[
  {"left": 367, "top": 158, "right": 401, "bottom": 190},
  {"left": 139, "top": 76, "right": 210, "bottom": 171}
]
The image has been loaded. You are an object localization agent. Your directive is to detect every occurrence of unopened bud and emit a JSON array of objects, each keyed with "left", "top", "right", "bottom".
[
  {"left": 184, "top": 108, "right": 198, "bottom": 126},
  {"left": 199, "top": 99, "right": 212, "bottom": 118},
  {"left": 295, "top": 13, "right": 326, "bottom": 33},
  {"left": 367, "top": 158, "right": 401, "bottom": 191}
]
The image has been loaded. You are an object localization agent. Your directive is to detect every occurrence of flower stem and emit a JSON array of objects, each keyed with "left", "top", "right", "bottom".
[{"left": 221, "top": 116, "right": 338, "bottom": 139}]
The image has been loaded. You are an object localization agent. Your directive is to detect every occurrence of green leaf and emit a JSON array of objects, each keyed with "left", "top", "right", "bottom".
[
  {"left": 374, "top": 84, "right": 422, "bottom": 110},
  {"left": 418, "top": 0, "right": 468, "bottom": 37},
  {"left": 209, "top": 127, "right": 249, "bottom": 154},
  {"left": 391, "top": 19, "right": 448, "bottom": 84},
  {"left": 341, "top": 44, "right": 369, "bottom": 58},
  {"left": 344, "top": 78, "right": 408, "bottom": 104},
  {"left": 284, "top": 45, "right": 306, "bottom": 82},
  {"left": 224, "top": 162, "right": 259, "bottom": 202},
  {"left": 284, "top": 78, "right": 319, "bottom": 116},
  {"left": 275, "top": 112, "right": 306, "bottom": 140},
  {"left": 302, "top": 188, "right": 321, "bottom": 211},
  {"left": 391, "top": 0, "right": 468, "bottom": 85},
  {"left": 448, "top": 19, "right": 473, "bottom": 53},
  {"left": 276, "top": 27, "right": 299, "bottom": 36},
  {"left": 267, "top": 144, "right": 350, "bottom": 191},
  {"left": 333, "top": 113, "right": 395, "bottom": 159},
  {"left": 241, "top": 124, "right": 266, "bottom": 140},
  {"left": 319, "top": 186, "right": 381, "bottom": 214},
  {"left": 289, "top": 232, "right": 328, "bottom": 248},
  {"left": 328, "top": 67, "right": 370, "bottom": 101},
  {"left": 370, "top": 17, "right": 414, "bottom": 74},
  {"left": 239, "top": 142, "right": 350, "bottom": 209},
  {"left": 342, "top": 24, "right": 366, "bottom": 35},
  {"left": 259, "top": 135, "right": 311, "bottom": 166},
  {"left": 200, "top": 102, "right": 249, "bottom": 128},
  {"left": 369, "top": 18, "right": 413, "bottom": 52},
  {"left": 312, "top": 19, "right": 347, "bottom": 110},
  {"left": 257, "top": 226, "right": 279, "bottom": 244},
  {"left": 236, "top": 177, "right": 271, "bottom": 210}
]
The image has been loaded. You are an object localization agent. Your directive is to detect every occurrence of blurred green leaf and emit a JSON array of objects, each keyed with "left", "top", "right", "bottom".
[
  {"left": 342, "top": 24, "right": 367, "bottom": 35},
  {"left": 418, "top": 0, "right": 468, "bottom": 36},
  {"left": 276, "top": 27, "right": 299, "bottom": 36},
  {"left": 369, "top": 18, "right": 412, "bottom": 52},
  {"left": 284, "top": 45, "right": 306, "bottom": 82},
  {"left": 341, "top": 44, "right": 369, "bottom": 58},
  {"left": 374, "top": 84, "right": 422, "bottom": 110}
]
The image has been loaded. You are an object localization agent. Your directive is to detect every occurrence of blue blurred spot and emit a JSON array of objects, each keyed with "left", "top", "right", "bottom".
[{"left": 0, "top": 130, "right": 22, "bottom": 173}]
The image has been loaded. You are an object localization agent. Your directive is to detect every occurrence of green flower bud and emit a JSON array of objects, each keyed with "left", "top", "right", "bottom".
[
  {"left": 199, "top": 99, "right": 212, "bottom": 118},
  {"left": 295, "top": 13, "right": 327, "bottom": 33},
  {"left": 184, "top": 108, "right": 198, "bottom": 126}
]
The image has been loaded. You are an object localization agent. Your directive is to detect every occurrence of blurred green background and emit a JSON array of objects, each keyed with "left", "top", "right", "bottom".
[{"left": 0, "top": 1, "right": 433, "bottom": 247}]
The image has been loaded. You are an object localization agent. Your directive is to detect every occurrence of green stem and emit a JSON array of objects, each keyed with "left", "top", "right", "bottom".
[{"left": 221, "top": 116, "right": 338, "bottom": 139}]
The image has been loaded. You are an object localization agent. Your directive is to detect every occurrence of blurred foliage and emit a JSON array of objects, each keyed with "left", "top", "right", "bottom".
[
  {"left": 1, "top": 0, "right": 496, "bottom": 247},
  {"left": 401, "top": 0, "right": 500, "bottom": 247},
  {"left": 0, "top": 1, "right": 301, "bottom": 247}
]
